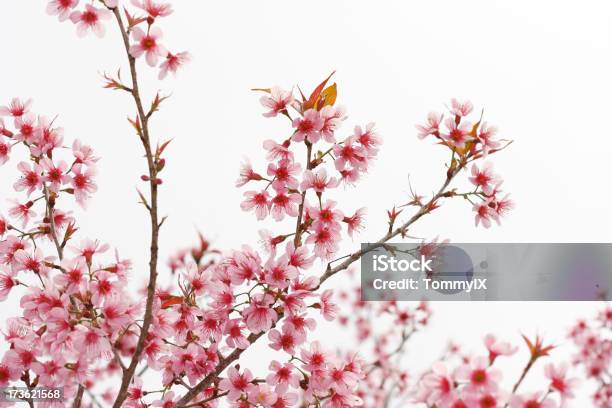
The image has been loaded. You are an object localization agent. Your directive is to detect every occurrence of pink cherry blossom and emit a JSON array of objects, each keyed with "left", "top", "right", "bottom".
[
  {"left": 69, "top": 5, "right": 112, "bottom": 38},
  {"left": 267, "top": 361, "right": 301, "bottom": 393},
  {"left": 270, "top": 190, "right": 301, "bottom": 221},
  {"left": 305, "top": 224, "right": 340, "bottom": 259},
  {"left": 268, "top": 326, "right": 305, "bottom": 355},
  {"left": 510, "top": 393, "right": 557, "bottom": 408},
  {"left": 0, "top": 139, "right": 10, "bottom": 166},
  {"left": 13, "top": 161, "right": 43, "bottom": 196},
  {"left": 132, "top": 0, "right": 173, "bottom": 18},
  {"left": 469, "top": 162, "right": 498, "bottom": 194},
  {"left": 219, "top": 367, "right": 254, "bottom": 400},
  {"left": 292, "top": 109, "right": 323, "bottom": 143},
  {"left": 14, "top": 113, "right": 37, "bottom": 143},
  {"left": 454, "top": 356, "right": 502, "bottom": 393},
  {"left": 70, "top": 163, "right": 97, "bottom": 206},
  {"left": 158, "top": 51, "right": 190, "bottom": 79},
  {"left": 484, "top": 333, "right": 518, "bottom": 364},
  {"left": 449, "top": 98, "right": 474, "bottom": 117},
  {"left": 242, "top": 293, "right": 277, "bottom": 333},
  {"left": 416, "top": 111, "right": 442, "bottom": 139},
  {"left": 473, "top": 200, "right": 500, "bottom": 228},
  {"left": 46, "top": 0, "right": 79, "bottom": 21},
  {"left": 261, "top": 87, "right": 294, "bottom": 118},
  {"left": 41, "top": 158, "right": 70, "bottom": 192},
  {"left": 441, "top": 117, "right": 472, "bottom": 149},
  {"left": 268, "top": 159, "right": 301, "bottom": 191},
  {"left": 320, "top": 105, "right": 347, "bottom": 142},
  {"left": 545, "top": 363, "right": 579, "bottom": 400},
  {"left": 241, "top": 190, "right": 271, "bottom": 220},
  {"left": 300, "top": 168, "right": 339, "bottom": 193},
  {"left": 130, "top": 27, "right": 167, "bottom": 67},
  {"left": 0, "top": 98, "right": 32, "bottom": 117},
  {"left": 333, "top": 136, "right": 367, "bottom": 171}
]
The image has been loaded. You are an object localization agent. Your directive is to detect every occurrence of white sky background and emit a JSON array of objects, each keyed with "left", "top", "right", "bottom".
[{"left": 2, "top": 0, "right": 612, "bottom": 406}]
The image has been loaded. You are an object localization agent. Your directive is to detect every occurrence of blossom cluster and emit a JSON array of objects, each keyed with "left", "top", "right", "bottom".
[
  {"left": 416, "top": 99, "right": 513, "bottom": 228},
  {"left": 0, "top": 1, "right": 524, "bottom": 406},
  {"left": 569, "top": 306, "right": 612, "bottom": 407},
  {"left": 0, "top": 98, "right": 139, "bottom": 398},
  {"left": 412, "top": 334, "right": 578, "bottom": 408},
  {"left": 47, "top": 0, "right": 189, "bottom": 79},
  {"left": 332, "top": 276, "right": 585, "bottom": 408}
]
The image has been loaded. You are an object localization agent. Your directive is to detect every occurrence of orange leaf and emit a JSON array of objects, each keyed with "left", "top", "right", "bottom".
[
  {"left": 316, "top": 83, "right": 337, "bottom": 110},
  {"left": 303, "top": 71, "right": 335, "bottom": 111},
  {"left": 161, "top": 295, "right": 184, "bottom": 309}
]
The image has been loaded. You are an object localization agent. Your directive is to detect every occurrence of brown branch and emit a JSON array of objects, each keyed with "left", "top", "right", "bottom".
[
  {"left": 314, "top": 163, "right": 464, "bottom": 289},
  {"left": 110, "top": 8, "right": 161, "bottom": 408}
]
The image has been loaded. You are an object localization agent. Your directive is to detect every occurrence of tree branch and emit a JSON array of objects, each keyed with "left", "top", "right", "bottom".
[{"left": 110, "top": 8, "right": 161, "bottom": 407}]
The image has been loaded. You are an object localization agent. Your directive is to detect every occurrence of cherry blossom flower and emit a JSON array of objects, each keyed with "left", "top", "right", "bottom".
[
  {"left": 477, "top": 122, "right": 501, "bottom": 156},
  {"left": 132, "top": 0, "right": 173, "bottom": 18},
  {"left": 54, "top": 258, "right": 86, "bottom": 294},
  {"left": 248, "top": 384, "right": 278, "bottom": 407},
  {"left": 0, "top": 140, "right": 10, "bottom": 166},
  {"left": 267, "top": 361, "right": 301, "bottom": 393},
  {"left": 70, "top": 163, "right": 97, "bottom": 206},
  {"left": 318, "top": 289, "right": 338, "bottom": 321},
  {"left": 0, "top": 214, "right": 6, "bottom": 237},
  {"left": 263, "top": 139, "right": 293, "bottom": 161},
  {"left": 343, "top": 208, "right": 366, "bottom": 237},
  {"left": 320, "top": 105, "right": 347, "bottom": 142},
  {"left": 70, "top": 238, "right": 109, "bottom": 264},
  {"left": 130, "top": 27, "right": 167, "bottom": 67},
  {"left": 8, "top": 200, "right": 35, "bottom": 228},
  {"left": 41, "top": 158, "right": 70, "bottom": 192},
  {"left": 270, "top": 190, "right": 301, "bottom": 221},
  {"left": 14, "top": 113, "right": 37, "bottom": 143},
  {"left": 261, "top": 87, "right": 294, "bottom": 118},
  {"left": 268, "top": 159, "right": 301, "bottom": 191},
  {"left": 510, "top": 393, "right": 557, "bottom": 408},
  {"left": 0, "top": 267, "right": 17, "bottom": 301},
  {"left": 300, "top": 168, "right": 339, "bottom": 193},
  {"left": 469, "top": 162, "right": 498, "bottom": 194},
  {"left": 73, "top": 327, "right": 112, "bottom": 359},
  {"left": 484, "top": 333, "right": 518, "bottom": 364},
  {"left": 416, "top": 112, "right": 442, "bottom": 139},
  {"left": 241, "top": 190, "right": 270, "bottom": 220},
  {"left": 354, "top": 123, "right": 381, "bottom": 157},
  {"left": 454, "top": 356, "right": 502, "bottom": 393},
  {"left": 0, "top": 98, "right": 32, "bottom": 117},
  {"left": 264, "top": 256, "right": 298, "bottom": 289},
  {"left": 268, "top": 326, "right": 305, "bottom": 355},
  {"left": 305, "top": 224, "right": 340, "bottom": 259},
  {"left": 46, "top": 0, "right": 79, "bottom": 21},
  {"left": 333, "top": 136, "right": 367, "bottom": 171},
  {"left": 242, "top": 293, "right": 278, "bottom": 333},
  {"left": 0, "top": 360, "right": 19, "bottom": 387},
  {"left": 422, "top": 362, "right": 457, "bottom": 406},
  {"left": 441, "top": 118, "right": 472, "bottom": 149},
  {"left": 152, "top": 391, "right": 177, "bottom": 408},
  {"left": 69, "top": 5, "right": 112, "bottom": 38},
  {"left": 545, "top": 363, "right": 579, "bottom": 400},
  {"left": 72, "top": 139, "right": 99, "bottom": 165},
  {"left": 450, "top": 99, "right": 474, "bottom": 117},
  {"left": 219, "top": 367, "right": 254, "bottom": 400},
  {"left": 158, "top": 51, "right": 190, "bottom": 79},
  {"left": 14, "top": 162, "right": 43, "bottom": 196},
  {"left": 473, "top": 200, "right": 500, "bottom": 228},
  {"left": 225, "top": 319, "right": 250, "bottom": 349},
  {"left": 292, "top": 109, "right": 323, "bottom": 143}
]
